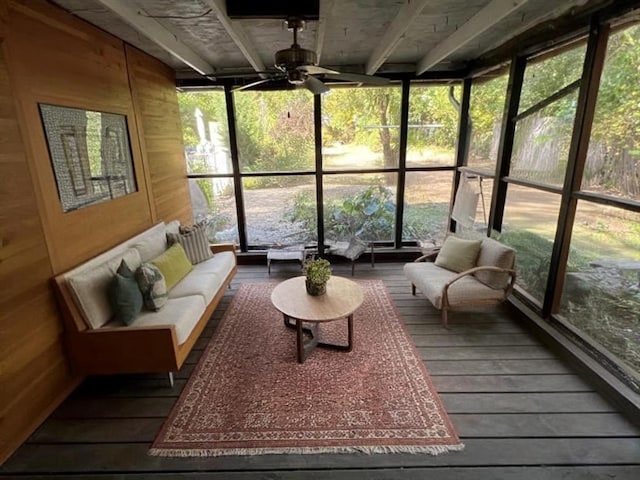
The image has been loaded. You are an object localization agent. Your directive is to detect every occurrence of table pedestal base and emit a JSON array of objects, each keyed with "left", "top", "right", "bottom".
[{"left": 283, "top": 315, "right": 353, "bottom": 363}]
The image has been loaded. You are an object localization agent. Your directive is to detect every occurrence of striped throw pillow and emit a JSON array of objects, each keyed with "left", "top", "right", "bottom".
[{"left": 167, "top": 224, "right": 213, "bottom": 265}]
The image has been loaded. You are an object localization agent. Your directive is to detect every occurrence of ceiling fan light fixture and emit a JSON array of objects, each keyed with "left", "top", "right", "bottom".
[{"left": 286, "top": 69, "right": 307, "bottom": 85}]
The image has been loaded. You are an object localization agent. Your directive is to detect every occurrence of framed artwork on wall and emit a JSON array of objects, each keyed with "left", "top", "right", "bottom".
[{"left": 39, "top": 104, "right": 137, "bottom": 213}]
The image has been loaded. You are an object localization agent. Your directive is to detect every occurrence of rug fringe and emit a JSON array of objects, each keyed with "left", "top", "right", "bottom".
[{"left": 148, "top": 443, "right": 464, "bottom": 457}]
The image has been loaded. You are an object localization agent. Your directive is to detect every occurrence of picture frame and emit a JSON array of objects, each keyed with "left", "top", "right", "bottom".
[{"left": 39, "top": 104, "right": 137, "bottom": 212}]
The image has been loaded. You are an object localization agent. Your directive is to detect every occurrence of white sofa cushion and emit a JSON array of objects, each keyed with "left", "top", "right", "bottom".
[
  {"left": 68, "top": 248, "right": 142, "bottom": 329},
  {"left": 168, "top": 251, "right": 235, "bottom": 304},
  {"left": 404, "top": 262, "right": 505, "bottom": 309},
  {"left": 475, "top": 238, "right": 515, "bottom": 289},
  {"left": 133, "top": 223, "right": 169, "bottom": 263},
  {"left": 190, "top": 251, "right": 236, "bottom": 277},
  {"left": 101, "top": 295, "right": 206, "bottom": 345}
]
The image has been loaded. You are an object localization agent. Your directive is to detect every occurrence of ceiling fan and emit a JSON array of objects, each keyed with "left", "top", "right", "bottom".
[{"left": 230, "top": 18, "right": 390, "bottom": 95}]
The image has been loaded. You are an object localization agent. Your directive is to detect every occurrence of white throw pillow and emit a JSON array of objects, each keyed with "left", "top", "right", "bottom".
[{"left": 434, "top": 236, "right": 482, "bottom": 273}]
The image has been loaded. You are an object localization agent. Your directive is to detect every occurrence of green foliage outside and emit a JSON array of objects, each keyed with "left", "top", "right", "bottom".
[
  {"left": 235, "top": 90, "right": 315, "bottom": 183},
  {"left": 495, "top": 229, "right": 591, "bottom": 300},
  {"left": 179, "top": 91, "right": 229, "bottom": 152},
  {"left": 286, "top": 185, "right": 449, "bottom": 244},
  {"left": 407, "top": 85, "right": 461, "bottom": 154},
  {"left": 323, "top": 87, "right": 401, "bottom": 169},
  {"left": 468, "top": 75, "right": 508, "bottom": 166},
  {"left": 325, "top": 185, "right": 395, "bottom": 241},
  {"left": 519, "top": 44, "right": 587, "bottom": 113},
  {"left": 178, "top": 91, "right": 230, "bottom": 218},
  {"left": 497, "top": 227, "right": 639, "bottom": 382},
  {"left": 285, "top": 185, "right": 395, "bottom": 242},
  {"left": 585, "top": 25, "right": 640, "bottom": 197},
  {"left": 402, "top": 203, "right": 449, "bottom": 242}
]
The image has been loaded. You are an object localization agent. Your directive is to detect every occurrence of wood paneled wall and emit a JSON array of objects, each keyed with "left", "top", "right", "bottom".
[
  {"left": 0, "top": 0, "right": 191, "bottom": 463},
  {"left": 4, "top": 0, "right": 154, "bottom": 273},
  {"left": 0, "top": 33, "right": 79, "bottom": 466},
  {"left": 126, "top": 45, "right": 192, "bottom": 225}
]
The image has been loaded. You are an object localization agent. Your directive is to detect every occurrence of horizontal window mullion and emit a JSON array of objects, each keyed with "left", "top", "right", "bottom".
[
  {"left": 503, "top": 176, "right": 563, "bottom": 195},
  {"left": 322, "top": 168, "right": 400, "bottom": 175},
  {"left": 404, "top": 165, "right": 456, "bottom": 173},
  {"left": 239, "top": 170, "right": 316, "bottom": 178},
  {"left": 459, "top": 166, "right": 495, "bottom": 179},
  {"left": 573, "top": 191, "right": 640, "bottom": 212},
  {"left": 188, "top": 173, "right": 234, "bottom": 179}
]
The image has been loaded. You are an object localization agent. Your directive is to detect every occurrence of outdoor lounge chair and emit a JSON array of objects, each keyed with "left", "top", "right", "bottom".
[
  {"left": 327, "top": 236, "right": 374, "bottom": 276},
  {"left": 404, "top": 236, "right": 516, "bottom": 326}
]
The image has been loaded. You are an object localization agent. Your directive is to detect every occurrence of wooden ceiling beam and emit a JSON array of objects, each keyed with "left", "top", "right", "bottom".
[
  {"left": 315, "top": 0, "right": 334, "bottom": 64},
  {"left": 416, "top": 0, "right": 531, "bottom": 74},
  {"left": 201, "top": 0, "right": 267, "bottom": 75},
  {"left": 365, "top": 0, "right": 430, "bottom": 75},
  {"left": 95, "top": 0, "right": 214, "bottom": 76}
]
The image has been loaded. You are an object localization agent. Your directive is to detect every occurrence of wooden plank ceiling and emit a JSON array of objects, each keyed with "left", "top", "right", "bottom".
[{"left": 49, "top": 0, "right": 610, "bottom": 86}]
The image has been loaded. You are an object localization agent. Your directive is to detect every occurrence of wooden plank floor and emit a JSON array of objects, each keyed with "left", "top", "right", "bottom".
[{"left": 2, "top": 263, "right": 639, "bottom": 479}]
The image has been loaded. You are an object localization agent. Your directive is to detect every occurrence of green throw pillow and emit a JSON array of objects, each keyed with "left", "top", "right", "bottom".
[
  {"left": 108, "top": 259, "right": 143, "bottom": 325},
  {"left": 150, "top": 243, "right": 193, "bottom": 291},
  {"left": 434, "top": 236, "right": 482, "bottom": 273}
]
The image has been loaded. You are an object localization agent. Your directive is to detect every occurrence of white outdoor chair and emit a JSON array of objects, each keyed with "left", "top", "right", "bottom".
[{"left": 404, "top": 236, "right": 516, "bottom": 326}]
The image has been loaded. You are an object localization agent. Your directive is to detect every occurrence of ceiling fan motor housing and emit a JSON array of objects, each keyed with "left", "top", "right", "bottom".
[{"left": 275, "top": 45, "right": 317, "bottom": 72}]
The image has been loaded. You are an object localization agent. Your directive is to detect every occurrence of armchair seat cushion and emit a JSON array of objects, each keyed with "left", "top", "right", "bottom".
[{"left": 404, "top": 262, "right": 506, "bottom": 309}]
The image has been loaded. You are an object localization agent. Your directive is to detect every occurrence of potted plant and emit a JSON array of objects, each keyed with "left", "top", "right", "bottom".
[{"left": 304, "top": 257, "right": 332, "bottom": 296}]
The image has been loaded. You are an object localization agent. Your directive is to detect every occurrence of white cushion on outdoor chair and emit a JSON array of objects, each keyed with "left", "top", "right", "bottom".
[
  {"left": 329, "top": 237, "right": 367, "bottom": 261},
  {"left": 403, "top": 262, "right": 506, "bottom": 310}
]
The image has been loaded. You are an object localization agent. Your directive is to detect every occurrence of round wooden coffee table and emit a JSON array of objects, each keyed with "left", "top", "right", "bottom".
[{"left": 271, "top": 276, "right": 363, "bottom": 363}]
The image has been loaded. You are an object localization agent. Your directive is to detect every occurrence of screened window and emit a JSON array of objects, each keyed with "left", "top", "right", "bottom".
[
  {"left": 518, "top": 42, "right": 587, "bottom": 113},
  {"left": 235, "top": 90, "right": 315, "bottom": 173},
  {"left": 323, "top": 174, "right": 397, "bottom": 244},
  {"left": 322, "top": 86, "right": 402, "bottom": 170},
  {"left": 497, "top": 184, "right": 561, "bottom": 304},
  {"left": 407, "top": 83, "right": 460, "bottom": 167},
  {"left": 583, "top": 23, "right": 640, "bottom": 201},
  {"left": 180, "top": 91, "right": 232, "bottom": 175},
  {"left": 243, "top": 176, "right": 317, "bottom": 246},
  {"left": 510, "top": 42, "right": 587, "bottom": 187},
  {"left": 403, "top": 171, "right": 452, "bottom": 244},
  {"left": 467, "top": 72, "right": 509, "bottom": 173},
  {"left": 188, "top": 178, "right": 238, "bottom": 244},
  {"left": 559, "top": 202, "right": 640, "bottom": 383}
]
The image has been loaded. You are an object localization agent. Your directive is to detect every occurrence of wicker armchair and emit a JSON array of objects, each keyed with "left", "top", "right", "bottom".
[{"left": 404, "top": 237, "right": 516, "bottom": 326}]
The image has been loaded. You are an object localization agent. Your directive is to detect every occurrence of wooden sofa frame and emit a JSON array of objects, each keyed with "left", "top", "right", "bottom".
[{"left": 54, "top": 244, "right": 237, "bottom": 381}]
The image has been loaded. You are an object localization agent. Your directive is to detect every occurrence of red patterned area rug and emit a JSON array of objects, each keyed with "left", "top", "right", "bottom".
[{"left": 149, "top": 280, "right": 463, "bottom": 457}]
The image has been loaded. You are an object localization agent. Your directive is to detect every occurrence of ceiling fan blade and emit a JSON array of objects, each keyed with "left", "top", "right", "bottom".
[
  {"left": 210, "top": 71, "right": 275, "bottom": 79},
  {"left": 323, "top": 72, "right": 390, "bottom": 86},
  {"left": 301, "top": 65, "right": 339, "bottom": 75},
  {"left": 233, "top": 78, "right": 272, "bottom": 92},
  {"left": 303, "top": 75, "right": 330, "bottom": 95}
]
